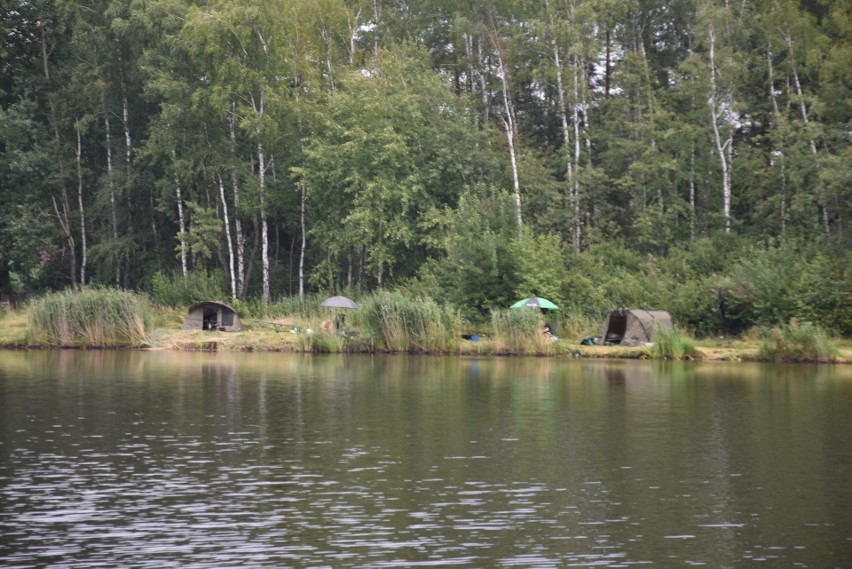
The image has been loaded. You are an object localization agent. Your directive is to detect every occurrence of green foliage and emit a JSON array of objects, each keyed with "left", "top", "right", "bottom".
[
  {"left": 259, "top": 293, "right": 330, "bottom": 321},
  {"left": 150, "top": 270, "right": 228, "bottom": 309},
  {"left": 757, "top": 321, "right": 839, "bottom": 362},
  {"left": 511, "top": 227, "right": 569, "bottom": 305},
  {"left": 648, "top": 326, "right": 698, "bottom": 360},
  {"left": 183, "top": 201, "right": 222, "bottom": 263},
  {"left": 793, "top": 252, "right": 852, "bottom": 336},
  {"left": 360, "top": 290, "right": 457, "bottom": 352},
  {"left": 28, "top": 287, "right": 152, "bottom": 346},
  {"left": 729, "top": 242, "right": 803, "bottom": 327},
  {"left": 309, "top": 331, "right": 345, "bottom": 353},
  {"left": 491, "top": 308, "right": 555, "bottom": 355}
]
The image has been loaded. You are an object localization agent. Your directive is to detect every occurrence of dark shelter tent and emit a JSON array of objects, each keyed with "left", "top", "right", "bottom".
[
  {"left": 597, "top": 308, "right": 672, "bottom": 347},
  {"left": 183, "top": 301, "right": 243, "bottom": 332}
]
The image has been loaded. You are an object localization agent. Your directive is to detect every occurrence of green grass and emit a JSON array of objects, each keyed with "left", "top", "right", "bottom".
[
  {"left": 360, "top": 290, "right": 458, "bottom": 353},
  {"left": 756, "top": 320, "right": 839, "bottom": 362},
  {"left": 27, "top": 287, "right": 152, "bottom": 347},
  {"left": 0, "top": 306, "right": 29, "bottom": 345},
  {"left": 491, "top": 308, "right": 555, "bottom": 355},
  {"left": 648, "top": 326, "right": 698, "bottom": 360}
]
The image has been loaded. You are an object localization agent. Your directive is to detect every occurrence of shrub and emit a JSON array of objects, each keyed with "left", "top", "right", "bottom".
[
  {"left": 310, "top": 331, "right": 345, "bottom": 353},
  {"left": 28, "top": 287, "right": 151, "bottom": 346},
  {"left": 491, "top": 308, "right": 554, "bottom": 355},
  {"left": 360, "top": 290, "right": 457, "bottom": 352},
  {"left": 151, "top": 270, "right": 228, "bottom": 308},
  {"left": 260, "top": 293, "right": 329, "bottom": 320},
  {"left": 757, "top": 320, "right": 839, "bottom": 362},
  {"left": 648, "top": 325, "right": 697, "bottom": 360}
]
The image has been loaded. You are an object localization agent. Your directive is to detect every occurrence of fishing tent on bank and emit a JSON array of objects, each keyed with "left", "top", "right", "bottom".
[
  {"left": 597, "top": 308, "right": 672, "bottom": 346},
  {"left": 182, "top": 301, "right": 243, "bottom": 332}
]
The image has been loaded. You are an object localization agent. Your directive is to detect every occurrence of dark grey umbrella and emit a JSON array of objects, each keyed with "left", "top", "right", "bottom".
[{"left": 320, "top": 295, "right": 359, "bottom": 309}]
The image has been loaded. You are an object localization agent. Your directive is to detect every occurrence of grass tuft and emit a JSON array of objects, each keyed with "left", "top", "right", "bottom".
[
  {"left": 360, "top": 291, "right": 458, "bottom": 353},
  {"left": 27, "top": 287, "right": 151, "bottom": 347},
  {"left": 757, "top": 320, "right": 839, "bottom": 362},
  {"left": 491, "top": 309, "right": 554, "bottom": 355},
  {"left": 648, "top": 325, "right": 698, "bottom": 360}
]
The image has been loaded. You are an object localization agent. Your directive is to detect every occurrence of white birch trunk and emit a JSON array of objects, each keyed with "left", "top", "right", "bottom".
[
  {"left": 120, "top": 79, "right": 134, "bottom": 237},
  {"left": 172, "top": 147, "right": 188, "bottom": 278},
  {"left": 708, "top": 25, "right": 732, "bottom": 233},
  {"left": 689, "top": 142, "right": 696, "bottom": 240},
  {"left": 75, "top": 122, "right": 87, "bottom": 285},
  {"left": 494, "top": 41, "right": 522, "bottom": 229},
  {"left": 571, "top": 58, "right": 583, "bottom": 247},
  {"left": 229, "top": 104, "right": 246, "bottom": 298},
  {"left": 299, "top": 182, "right": 306, "bottom": 298},
  {"left": 767, "top": 47, "right": 787, "bottom": 235},
  {"left": 218, "top": 175, "right": 237, "bottom": 300},
  {"left": 253, "top": 91, "right": 270, "bottom": 303},
  {"left": 104, "top": 100, "right": 119, "bottom": 285},
  {"left": 783, "top": 31, "right": 828, "bottom": 235},
  {"left": 553, "top": 43, "right": 579, "bottom": 253}
]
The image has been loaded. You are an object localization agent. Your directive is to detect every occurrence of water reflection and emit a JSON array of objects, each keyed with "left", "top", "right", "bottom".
[{"left": 1, "top": 351, "right": 851, "bottom": 567}]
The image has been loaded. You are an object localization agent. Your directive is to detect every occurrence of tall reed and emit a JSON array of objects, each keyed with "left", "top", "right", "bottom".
[
  {"left": 648, "top": 325, "right": 697, "bottom": 359},
  {"left": 757, "top": 320, "right": 839, "bottom": 362},
  {"left": 28, "top": 287, "right": 151, "bottom": 346},
  {"left": 360, "top": 291, "right": 458, "bottom": 352},
  {"left": 261, "top": 292, "right": 331, "bottom": 320},
  {"left": 491, "top": 308, "right": 554, "bottom": 355}
]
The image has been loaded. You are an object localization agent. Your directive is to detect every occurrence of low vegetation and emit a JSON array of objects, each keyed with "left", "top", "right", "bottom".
[
  {"left": 491, "top": 308, "right": 555, "bottom": 356},
  {"left": 27, "top": 287, "right": 151, "bottom": 347},
  {"left": 648, "top": 326, "right": 698, "bottom": 360},
  {"left": 1, "top": 287, "right": 848, "bottom": 363},
  {"left": 360, "top": 291, "right": 458, "bottom": 353},
  {"left": 756, "top": 321, "right": 839, "bottom": 363}
]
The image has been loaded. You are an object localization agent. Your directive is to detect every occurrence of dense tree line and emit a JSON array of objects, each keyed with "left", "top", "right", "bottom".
[{"left": 1, "top": 0, "right": 849, "bottom": 334}]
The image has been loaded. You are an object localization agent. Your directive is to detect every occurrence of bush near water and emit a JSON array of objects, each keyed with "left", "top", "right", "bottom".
[{"left": 27, "top": 287, "right": 151, "bottom": 347}]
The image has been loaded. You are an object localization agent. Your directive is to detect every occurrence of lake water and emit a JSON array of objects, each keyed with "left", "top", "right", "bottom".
[{"left": 1, "top": 350, "right": 851, "bottom": 568}]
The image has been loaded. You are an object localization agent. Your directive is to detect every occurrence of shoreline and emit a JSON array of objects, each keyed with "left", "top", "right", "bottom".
[{"left": 2, "top": 328, "right": 848, "bottom": 363}]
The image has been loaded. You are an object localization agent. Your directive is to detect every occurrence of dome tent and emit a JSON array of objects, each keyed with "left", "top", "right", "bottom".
[
  {"left": 182, "top": 301, "right": 243, "bottom": 332},
  {"left": 597, "top": 308, "right": 672, "bottom": 347}
]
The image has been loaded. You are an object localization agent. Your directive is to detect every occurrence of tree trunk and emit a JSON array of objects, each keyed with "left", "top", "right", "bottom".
[
  {"left": 229, "top": 104, "right": 246, "bottom": 298},
  {"left": 708, "top": 25, "right": 732, "bottom": 233},
  {"left": 218, "top": 175, "right": 237, "bottom": 300},
  {"left": 253, "top": 91, "right": 270, "bottom": 303},
  {"left": 52, "top": 193, "right": 77, "bottom": 290},
  {"left": 172, "top": 147, "right": 188, "bottom": 278},
  {"left": 75, "top": 122, "right": 87, "bottom": 285},
  {"left": 299, "top": 182, "right": 306, "bottom": 298},
  {"left": 783, "top": 30, "right": 828, "bottom": 236},
  {"left": 767, "top": 47, "right": 787, "bottom": 235},
  {"left": 492, "top": 34, "right": 522, "bottom": 229},
  {"left": 553, "top": 42, "right": 579, "bottom": 253},
  {"left": 571, "top": 58, "right": 583, "bottom": 248},
  {"left": 103, "top": 101, "right": 119, "bottom": 285}
]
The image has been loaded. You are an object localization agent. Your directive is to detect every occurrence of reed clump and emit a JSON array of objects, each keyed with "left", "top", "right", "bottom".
[
  {"left": 361, "top": 291, "right": 457, "bottom": 352},
  {"left": 28, "top": 287, "right": 151, "bottom": 347},
  {"left": 261, "top": 293, "right": 329, "bottom": 321},
  {"left": 491, "top": 308, "right": 555, "bottom": 355},
  {"left": 310, "top": 331, "right": 345, "bottom": 353},
  {"left": 757, "top": 320, "right": 839, "bottom": 362},
  {"left": 648, "top": 325, "right": 698, "bottom": 360}
]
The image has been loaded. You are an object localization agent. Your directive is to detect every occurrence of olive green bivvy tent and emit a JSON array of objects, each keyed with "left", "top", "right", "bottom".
[
  {"left": 182, "top": 301, "right": 243, "bottom": 332},
  {"left": 597, "top": 308, "right": 672, "bottom": 347}
]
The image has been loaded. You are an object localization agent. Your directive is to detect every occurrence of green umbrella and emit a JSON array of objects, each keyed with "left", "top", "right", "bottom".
[{"left": 511, "top": 296, "right": 559, "bottom": 310}]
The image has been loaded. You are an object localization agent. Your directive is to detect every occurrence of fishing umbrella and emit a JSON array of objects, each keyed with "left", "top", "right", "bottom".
[
  {"left": 320, "top": 295, "right": 359, "bottom": 309},
  {"left": 510, "top": 296, "right": 559, "bottom": 310}
]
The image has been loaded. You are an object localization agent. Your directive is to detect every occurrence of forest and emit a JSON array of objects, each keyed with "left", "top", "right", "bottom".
[{"left": 1, "top": 0, "right": 850, "bottom": 336}]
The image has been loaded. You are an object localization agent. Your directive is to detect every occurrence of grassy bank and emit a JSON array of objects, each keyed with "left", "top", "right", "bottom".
[{"left": 0, "top": 289, "right": 848, "bottom": 362}]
